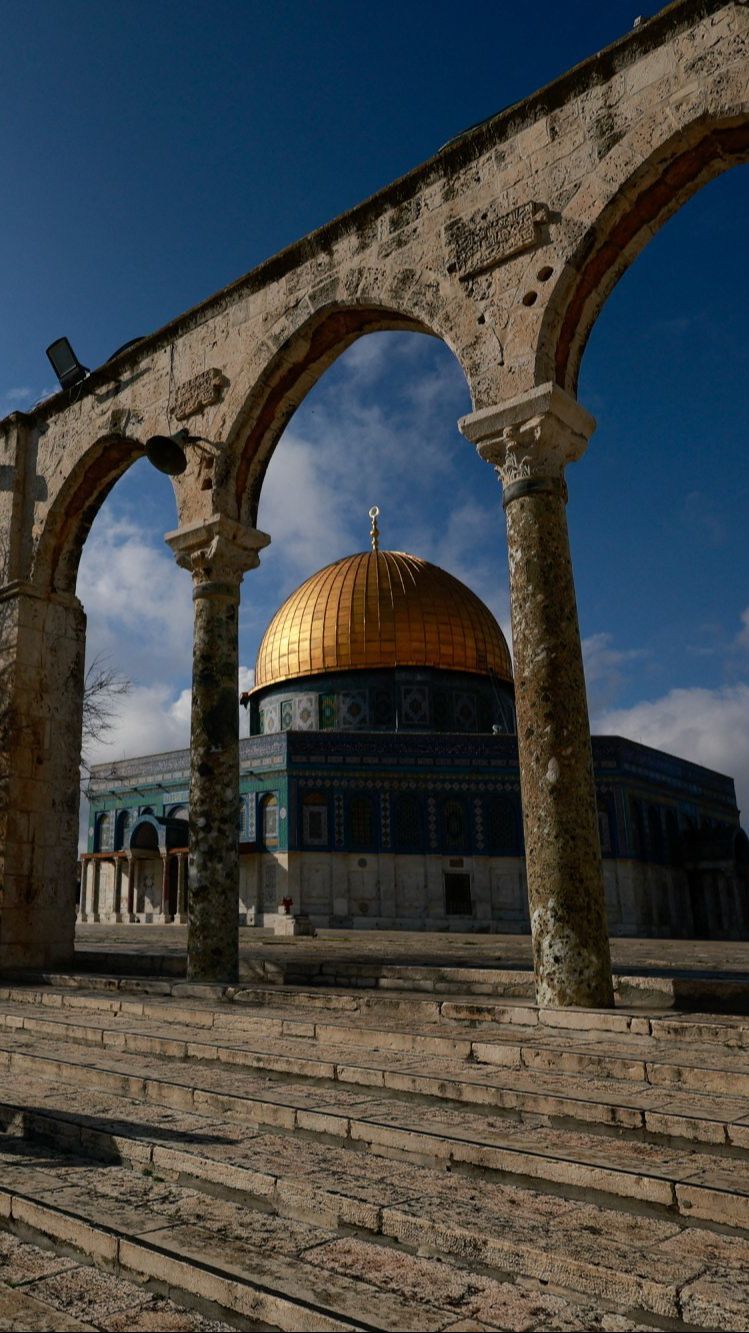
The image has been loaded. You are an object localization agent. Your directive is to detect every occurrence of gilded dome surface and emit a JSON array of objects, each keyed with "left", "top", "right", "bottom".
[{"left": 253, "top": 550, "right": 512, "bottom": 689}]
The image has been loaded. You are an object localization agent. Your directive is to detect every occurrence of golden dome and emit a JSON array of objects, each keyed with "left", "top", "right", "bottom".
[{"left": 253, "top": 550, "right": 512, "bottom": 690}]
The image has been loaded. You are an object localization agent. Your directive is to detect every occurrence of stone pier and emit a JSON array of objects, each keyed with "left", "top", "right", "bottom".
[
  {"left": 166, "top": 516, "right": 269, "bottom": 983},
  {"left": 0, "top": 583, "right": 85, "bottom": 970},
  {"left": 461, "top": 385, "right": 614, "bottom": 1008}
]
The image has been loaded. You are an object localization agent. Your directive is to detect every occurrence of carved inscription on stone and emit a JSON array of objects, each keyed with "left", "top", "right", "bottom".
[
  {"left": 445, "top": 200, "right": 546, "bottom": 279},
  {"left": 173, "top": 368, "right": 228, "bottom": 420}
]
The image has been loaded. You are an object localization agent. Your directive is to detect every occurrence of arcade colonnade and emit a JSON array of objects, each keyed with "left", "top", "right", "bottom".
[
  {"left": 1, "top": 0, "right": 747, "bottom": 1006},
  {"left": 79, "top": 848, "right": 189, "bottom": 923}
]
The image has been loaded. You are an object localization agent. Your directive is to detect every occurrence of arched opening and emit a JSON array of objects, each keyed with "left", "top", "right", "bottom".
[
  {"left": 566, "top": 147, "right": 749, "bottom": 939},
  {"left": 224, "top": 303, "right": 474, "bottom": 531},
  {"left": 69, "top": 458, "right": 191, "bottom": 933},
  {"left": 230, "top": 318, "right": 515, "bottom": 936},
  {"left": 130, "top": 819, "right": 160, "bottom": 852},
  {"left": 261, "top": 793, "right": 279, "bottom": 848},
  {"left": 545, "top": 120, "right": 749, "bottom": 394}
]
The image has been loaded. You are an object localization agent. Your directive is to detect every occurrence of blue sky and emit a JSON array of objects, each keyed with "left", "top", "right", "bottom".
[{"left": 1, "top": 2, "right": 747, "bottom": 819}]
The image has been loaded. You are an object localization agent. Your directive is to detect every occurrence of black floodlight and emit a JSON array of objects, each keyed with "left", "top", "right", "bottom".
[
  {"left": 46, "top": 337, "right": 89, "bottom": 390},
  {"left": 144, "top": 428, "right": 190, "bottom": 476}
]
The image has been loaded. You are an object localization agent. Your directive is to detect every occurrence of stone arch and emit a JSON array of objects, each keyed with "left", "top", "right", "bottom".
[
  {"left": 114, "top": 809, "right": 134, "bottom": 851},
  {"left": 31, "top": 432, "right": 150, "bottom": 595},
  {"left": 537, "top": 111, "right": 749, "bottom": 395},
  {"left": 220, "top": 300, "right": 477, "bottom": 529},
  {"left": 129, "top": 816, "right": 163, "bottom": 852}
]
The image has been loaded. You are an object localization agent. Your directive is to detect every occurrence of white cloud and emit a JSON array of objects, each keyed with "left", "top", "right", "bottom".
[
  {"left": 77, "top": 514, "right": 194, "bottom": 683},
  {"left": 595, "top": 683, "right": 749, "bottom": 822},
  {"left": 4, "top": 386, "right": 32, "bottom": 403},
  {"left": 583, "top": 632, "right": 646, "bottom": 713},
  {"left": 256, "top": 332, "right": 494, "bottom": 609},
  {"left": 737, "top": 608, "right": 749, "bottom": 652}
]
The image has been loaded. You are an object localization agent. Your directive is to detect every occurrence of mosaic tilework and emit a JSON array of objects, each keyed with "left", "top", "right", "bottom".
[
  {"left": 474, "top": 797, "right": 485, "bottom": 851},
  {"left": 260, "top": 701, "right": 280, "bottom": 734},
  {"left": 320, "top": 694, "right": 337, "bottom": 729},
  {"left": 295, "top": 695, "right": 317, "bottom": 730},
  {"left": 334, "top": 795, "right": 345, "bottom": 848},
  {"left": 340, "top": 691, "right": 369, "bottom": 728},
  {"left": 454, "top": 692, "right": 478, "bottom": 731},
  {"left": 380, "top": 793, "right": 391, "bottom": 849},
  {"left": 427, "top": 796, "right": 438, "bottom": 851},
  {"left": 401, "top": 685, "right": 429, "bottom": 726}
]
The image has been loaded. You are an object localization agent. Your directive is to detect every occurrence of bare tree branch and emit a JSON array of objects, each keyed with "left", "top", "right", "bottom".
[{"left": 79, "top": 654, "right": 133, "bottom": 803}]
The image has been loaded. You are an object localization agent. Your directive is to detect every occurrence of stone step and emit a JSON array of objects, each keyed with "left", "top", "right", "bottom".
[
  {"left": 7, "top": 982, "right": 749, "bottom": 1069},
  {"left": 1, "top": 1137, "right": 676, "bottom": 1333},
  {"left": 6, "top": 979, "right": 749, "bottom": 1050},
  {"left": 3, "top": 1029, "right": 749, "bottom": 1229},
  {"left": 29, "top": 955, "right": 749, "bottom": 1012},
  {"left": 0, "top": 1226, "right": 234, "bottom": 1332},
  {"left": 2, "top": 1000, "right": 749, "bottom": 1151},
  {"left": 3, "top": 1079, "right": 749, "bottom": 1329}
]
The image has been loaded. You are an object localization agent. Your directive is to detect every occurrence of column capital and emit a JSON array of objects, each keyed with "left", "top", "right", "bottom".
[
  {"left": 165, "top": 515, "right": 270, "bottom": 596},
  {"left": 459, "top": 384, "right": 596, "bottom": 503}
]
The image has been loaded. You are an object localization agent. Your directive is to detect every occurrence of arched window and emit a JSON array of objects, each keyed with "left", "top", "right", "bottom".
[
  {"left": 130, "top": 819, "right": 159, "bottom": 852},
  {"left": 303, "top": 793, "right": 328, "bottom": 847},
  {"left": 261, "top": 794, "right": 279, "bottom": 845},
  {"left": 94, "top": 811, "right": 114, "bottom": 853},
  {"left": 488, "top": 797, "right": 517, "bottom": 855},
  {"left": 395, "top": 794, "right": 421, "bottom": 850},
  {"left": 443, "top": 799, "right": 466, "bottom": 850},
  {"left": 350, "top": 795, "right": 374, "bottom": 849},
  {"left": 114, "top": 809, "right": 132, "bottom": 851}
]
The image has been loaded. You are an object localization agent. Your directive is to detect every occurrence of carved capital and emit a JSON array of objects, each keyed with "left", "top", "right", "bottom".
[
  {"left": 459, "top": 384, "right": 595, "bottom": 502},
  {"left": 165, "top": 515, "right": 270, "bottom": 596}
]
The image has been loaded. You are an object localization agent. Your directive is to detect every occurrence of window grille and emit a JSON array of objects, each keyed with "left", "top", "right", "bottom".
[
  {"left": 443, "top": 799, "right": 465, "bottom": 848},
  {"left": 395, "top": 794, "right": 421, "bottom": 850},
  {"left": 350, "top": 796, "right": 374, "bottom": 848},
  {"left": 303, "top": 794, "right": 328, "bottom": 846}
]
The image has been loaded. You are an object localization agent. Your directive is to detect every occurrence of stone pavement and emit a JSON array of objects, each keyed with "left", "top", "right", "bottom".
[{"left": 3, "top": 939, "right": 749, "bottom": 1329}]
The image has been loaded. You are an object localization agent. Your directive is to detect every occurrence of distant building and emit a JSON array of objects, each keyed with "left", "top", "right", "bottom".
[{"left": 81, "top": 539, "right": 749, "bottom": 939}]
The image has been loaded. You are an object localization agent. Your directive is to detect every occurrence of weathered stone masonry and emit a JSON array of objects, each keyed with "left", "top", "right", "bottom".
[{"left": 1, "top": 0, "right": 747, "bottom": 999}]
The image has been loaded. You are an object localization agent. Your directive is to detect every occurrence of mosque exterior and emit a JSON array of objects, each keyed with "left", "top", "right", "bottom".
[{"left": 80, "top": 523, "right": 749, "bottom": 939}]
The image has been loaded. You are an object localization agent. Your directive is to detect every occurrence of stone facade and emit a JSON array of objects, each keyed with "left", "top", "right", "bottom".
[
  {"left": 2, "top": 0, "right": 748, "bottom": 995},
  {"left": 82, "top": 731, "right": 749, "bottom": 940}
]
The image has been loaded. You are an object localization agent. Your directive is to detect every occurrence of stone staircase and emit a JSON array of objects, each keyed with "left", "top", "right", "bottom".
[{"left": 2, "top": 977, "right": 749, "bottom": 1330}]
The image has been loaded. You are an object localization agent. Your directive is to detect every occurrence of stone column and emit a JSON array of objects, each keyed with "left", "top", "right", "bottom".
[
  {"left": 160, "top": 854, "right": 170, "bottom": 922},
  {"left": 176, "top": 854, "right": 187, "bottom": 921},
  {"left": 114, "top": 858, "right": 124, "bottom": 920},
  {"left": 131, "top": 859, "right": 141, "bottom": 917},
  {"left": 79, "top": 858, "right": 91, "bottom": 920},
  {"left": 0, "top": 582, "right": 85, "bottom": 969},
  {"left": 91, "top": 861, "right": 101, "bottom": 922},
  {"left": 166, "top": 516, "right": 270, "bottom": 983},
  {"left": 125, "top": 855, "right": 134, "bottom": 918},
  {"left": 460, "top": 384, "right": 613, "bottom": 1008}
]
